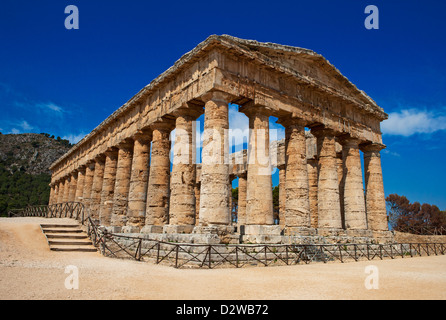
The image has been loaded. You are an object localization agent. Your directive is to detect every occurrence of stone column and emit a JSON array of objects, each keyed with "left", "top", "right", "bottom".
[
  {"left": 57, "top": 180, "right": 65, "bottom": 204},
  {"left": 277, "top": 165, "right": 286, "bottom": 229},
  {"left": 194, "top": 164, "right": 201, "bottom": 226},
  {"left": 280, "top": 117, "right": 312, "bottom": 234},
  {"left": 63, "top": 176, "right": 71, "bottom": 203},
  {"left": 99, "top": 147, "right": 119, "bottom": 226},
  {"left": 236, "top": 172, "right": 247, "bottom": 227},
  {"left": 111, "top": 141, "right": 134, "bottom": 229},
  {"left": 198, "top": 91, "right": 231, "bottom": 228},
  {"left": 361, "top": 143, "right": 388, "bottom": 231},
  {"left": 311, "top": 127, "right": 343, "bottom": 231},
  {"left": 142, "top": 119, "right": 175, "bottom": 233},
  {"left": 168, "top": 111, "right": 199, "bottom": 234},
  {"left": 82, "top": 161, "right": 95, "bottom": 213},
  {"left": 68, "top": 172, "right": 78, "bottom": 203},
  {"left": 241, "top": 105, "right": 274, "bottom": 233},
  {"left": 307, "top": 158, "right": 319, "bottom": 229},
  {"left": 90, "top": 156, "right": 105, "bottom": 221},
  {"left": 75, "top": 166, "right": 86, "bottom": 203},
  {"left": 48, "top": 184, "right": 55, "bottom": 205},
  {"left": 125, "top": 131, "right": 152, "bottom": 232},
  {"left": 340, "top": 137, "right": 367, "bottom": 230}
]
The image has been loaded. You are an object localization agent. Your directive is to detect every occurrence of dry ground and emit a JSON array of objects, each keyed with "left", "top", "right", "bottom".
[{"left": 0, "top": 217, "right": 445, "bottom": 300}]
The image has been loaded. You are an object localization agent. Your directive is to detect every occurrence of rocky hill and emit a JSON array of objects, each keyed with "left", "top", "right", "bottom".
[{"left": 0, "top": 133, "right": 72, "bottom": 175}]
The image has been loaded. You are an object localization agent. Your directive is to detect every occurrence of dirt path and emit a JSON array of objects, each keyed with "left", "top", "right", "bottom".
[{"left": 1, "top": 217, "right": 445, "bottom": 300}]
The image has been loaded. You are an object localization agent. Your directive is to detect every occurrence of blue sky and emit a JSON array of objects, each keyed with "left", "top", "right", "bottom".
[{"left": 0, "top": 0, "right": 445, "bottom": 209}]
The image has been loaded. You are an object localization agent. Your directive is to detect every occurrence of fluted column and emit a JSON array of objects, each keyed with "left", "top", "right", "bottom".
[
  {"left": 143, "top": 119, "right": 175, "bottom": 232},
  {"left": 57, "top": 179, "right": 65, "bottom": 204},
  {"left": 194, "top": 165, "right": 201, "bottom": 226},
  {"left": 126, "top": 131, "right": 152, "bottom": 231},
  {"left": 99, "top": 147, "right": 119, "bottom": 226},
  {"left": 75, "top": 166, "right": 86, "bottom": 202},
  {"left": 340, "top": 137, "right": 367, "bottom": 230},
  {"left": 242, "top": 106, "right": 273, "bottom": 226},
  {"left": 277, "top": 165, "right": 286, "bottom": 229},
  {"left": 82, "top": 161, "right": 95, "bottom": 212},
  {"left": 307, "top": 158, "right": 319, "bottom": 229},
  {"left": 168, "top": 111, "right": 199, "bottom": 233},
  {"left": 361, "top": 143, "right": 388, "bottom": 231},
  {"left": 111, "top": 141, "right": 134, "bottom": 228},
  {"left": 90, "top": 156, "right": 105, "bottom": 220},
  {"left": 279, "top": 117, "right": 311, "bottom": 232},
  {"left": 68, "top": 172, "right": 78, "bottom": 203},
  {"left": 312, "top": 127, "right": 342, "bottom": 230},
  {"left": 236, "top": 172, "right": 247, "bottom": 226},
  {"left": 198, "top": 91, "right": 231, "bottom": 227},
  {"left": 63, "top": 176, "right": 70, "bottom": 203}
]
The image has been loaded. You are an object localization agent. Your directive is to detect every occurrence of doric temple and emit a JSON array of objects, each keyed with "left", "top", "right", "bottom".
[{"left": 48, "top": 35, "right": 390, "bottom": 244}]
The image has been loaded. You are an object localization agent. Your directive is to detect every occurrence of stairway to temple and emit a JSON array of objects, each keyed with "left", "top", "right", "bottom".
[{"left": 40, "top": 223, "right": 97, "bottom": 252}]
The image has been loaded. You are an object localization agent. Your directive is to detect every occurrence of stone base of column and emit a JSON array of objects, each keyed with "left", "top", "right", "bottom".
[
  {"left": 345, "top": 229, "right": 374, "bottom": 238},
  {"left": 239, "top": 225, "right": 282, "bottom": 244},
  {"left": 121, "top": 225, "right": 141, "bottom": 233},
  {"left": 241, "top": 225, "right": 282, "bottom": 236},
  {"left": 163, "top": 225, "right": 195, "bottom": 234},
  {"left": 140, "top": 225, "right": 164, "bottom": 234},
  {"left": 371, "top": 230, "right": 395, "bottom": 244},
  {"left": 316, "top": 228, "right": 347, "bottom": 237},
  {"left": 283, "top": 226, "right": 317, "bottom": 237},
  {"left": 193, "top": 225, "right": 239, "bottom": 244}
]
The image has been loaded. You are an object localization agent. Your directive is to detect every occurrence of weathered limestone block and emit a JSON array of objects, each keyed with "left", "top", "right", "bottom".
[
  {"left": 144, "top": 119, "right": 175, "bottom": 229},
  {"left": 281, "top": 118, "right": 311, "bottom": 229},
  {"left": 99, "top": 148, "right": 119, "bottom": 226},
  {"left": 312, "top": 127, "right": 342, "bottom": 229},
  {"left": 198, "top": 91, "right": 231, "bottom": 226},
  {"left": 74, "top": 166, "right": 86, "bottom": 202},
  {"left": 126, "top": 131, "right": 152, "bottom": 229},
  {"left": 90, "top": 157, "right": 105, "bottom": 220},
  {"left": 341, "top": 137, "right": 367, "bottom": 230},
  {"left": 361, "top": 143, "right": 388, "bottom": 231},
  {"left": 169, "top": 112, "right": 199, "bottom": 231},
  {"left": 82, "top": 161, "right": 95, "bottom": 213},
  {"left": 194, "top": 165, "right": 201, "bottom": 226},
  {"left": 111, "top": 141, "right": 134, "bottom": 228},
  {"left": 242, "top": 106, "right": 274, "bottom": 226}
]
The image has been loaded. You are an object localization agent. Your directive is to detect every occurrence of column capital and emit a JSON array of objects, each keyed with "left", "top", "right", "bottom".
[
  {"left": 276, "top": 115, "right": 307, "bottom": 128},
  {"left": 116, "top": 138, "right": 134, "bottom": 151},
  {"left": 104, "top": 146, "right": 119, "bottom": 157},
  {"left": 132, "top": 129, "right": 152, "bottom": 144},
  {"left": 360, "top": 142, "right": 386, "bottom": 153},
  {"left": 337, "top": 135, "right": 363, "bottom": 147},
  {"left": 310, "top": 125, "right": 340, "bottom": 138},
  {"left": 171, "top": 102, "right": 204, "bottom": 120},
  {"left": 201, "top": 90, "right": 233, "bottom": 104},
  {"left": 93, "top": 154, "right": 106, "bottom": 164},
  {"left": 239, "top": 102, "right": 273, "bottom": 118},
  {"left": 149, "top": 116, "right": 176, "bottom": 133}
]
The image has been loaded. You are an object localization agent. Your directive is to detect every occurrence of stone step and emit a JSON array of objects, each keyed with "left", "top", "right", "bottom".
[
  {"left": 41, "top": 224, "right": 79, "bottom": 229},
  {"left": 40, "top": 223, "right": 97, "bottom": 253},
  {"left": 42, "top": 228, "right": 84, "bottom": 233},
  {"left": 49, "top": 245, "right": 97, "bottom": 252},
  {"left": 45, "top": 234, "right": 88, "bottom": 239},
  {"left": 48, "top": 240, "right": 93, "bottom": 246}
]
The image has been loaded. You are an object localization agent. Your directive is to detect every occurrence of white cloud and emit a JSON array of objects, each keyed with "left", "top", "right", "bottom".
[
  {"left": 37, "top": 102, "right": 64, "bottom": 113},
  {"left": 62, "top": 132, "right": 86, "bottom": 144},
  {"left": 19, "top": 120, "right": 33, "bottom": 131},
  {"left": 381, "top": 109, "right": 446, "bottom": 136}
]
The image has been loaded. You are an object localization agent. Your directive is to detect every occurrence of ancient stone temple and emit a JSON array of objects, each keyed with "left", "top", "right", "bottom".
[{"left": 49, "top": 35, "right": 390, "bottom": 244}]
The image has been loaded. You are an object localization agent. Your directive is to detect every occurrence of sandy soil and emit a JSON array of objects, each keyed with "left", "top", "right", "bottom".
[{"left": 1, "top": 217, "right": 445, "bottom": 300}]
